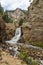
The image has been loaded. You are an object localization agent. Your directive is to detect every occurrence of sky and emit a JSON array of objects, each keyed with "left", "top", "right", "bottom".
[{"left": 0, "top": 0, "right": 33, "bottom": 10}]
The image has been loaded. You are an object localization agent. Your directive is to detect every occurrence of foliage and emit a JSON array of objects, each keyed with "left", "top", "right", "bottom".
[
  {"left": 29, "top": 40, "right": 43, "bottom": 48},
  {"left": 18, "top": 47, "right": 38, "bottom": 65},
  {"left": 19, "top": 18, "right": 23, "bottom": 26},
  {"left": 0, "top": 50, "right": 2, "bottom": 57},
  {"left": 0, "top": 3, "right": 4, "bottom": 15},
  {"left": 32, "top": 60, "right": 38, "bottom": 65},
  {"left": 21, "top": 9, "right": 27, "bottom": 14},
  {"left": 2, "top": 11, "right": 13, "bottom": 23},
  {"left": 19, "top": 48, "right": 27, "bottom": 60}
]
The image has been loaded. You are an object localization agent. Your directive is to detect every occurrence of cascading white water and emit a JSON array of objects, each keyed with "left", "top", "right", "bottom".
[{"left": 5, "top": 27, "right": 21, "bottom": 44}]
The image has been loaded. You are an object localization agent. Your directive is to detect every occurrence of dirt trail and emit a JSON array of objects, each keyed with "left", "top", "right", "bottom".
[{"left": 0, "top": 51, "right": 27, "bottom": 65}]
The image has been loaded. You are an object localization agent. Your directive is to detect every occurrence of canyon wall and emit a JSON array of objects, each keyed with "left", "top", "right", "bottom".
[
  {"left": 0, "top": 16, "right": 16, "bottom": 42},
  {"left": 22, "top": 0, "right": 43, "bottom": 43}
]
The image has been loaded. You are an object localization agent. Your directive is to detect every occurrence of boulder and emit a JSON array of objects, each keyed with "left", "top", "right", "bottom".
[
  {"left": 21, "top": 22, "right": 32, "bottom": 43},
  {"left": 5, "top": 23, "right": 16, "bottom": 40}
]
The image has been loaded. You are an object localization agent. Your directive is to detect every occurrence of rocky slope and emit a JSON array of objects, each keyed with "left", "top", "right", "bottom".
[
  {"left": 22, "top": 0, "right": 43, "bottom": 43},
  {"left": 7, "top": 8, "right": 26, "bottom": 23}
]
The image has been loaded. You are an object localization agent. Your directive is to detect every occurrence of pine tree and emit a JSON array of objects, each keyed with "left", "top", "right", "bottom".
[{"left": 0, "top": 3, "right": 4, "bottom": 15}]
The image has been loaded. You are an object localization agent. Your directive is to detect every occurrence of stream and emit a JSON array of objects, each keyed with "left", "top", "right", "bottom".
[
  {"left": 5, "top": 27, "right": 43, "bottom": 65},
  {"left": 5, "top": 27, "right": 21, "bottom": 44}
]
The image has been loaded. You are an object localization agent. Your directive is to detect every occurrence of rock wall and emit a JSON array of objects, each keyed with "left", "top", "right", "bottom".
[
  {"left": 0, "top": 16, "right": 16, "bottom": 42},
  {"left": 21, "top": 22, "right": 32, "bottom": 43},
  {"left": 22, "top": 0, "right": 43, "bottom": 43},
  {"left": 28, "top": 0, "right": 43, "bottom": 42},
  {"left": 0, "top": 17, "right": 6, "bottom": 42},
  {"left": 5, "top": 23, "right": 16, "bottom": 40}
]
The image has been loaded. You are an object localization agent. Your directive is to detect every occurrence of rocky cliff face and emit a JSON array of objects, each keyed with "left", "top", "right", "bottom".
[
  {"left": 5, "top": 23, "right": 16, "bottom": 40},
  {"left": 0, "top": 17, "right": 6, "bottom": 42},
  {"left": 22, "top": 0, "right": 43, "bottom": 43},
  {"left": 0, "top": 16, "right": 16, "bottom": 42},
  {"left": 7, "top": 8, "right": 26, "bottom": 23}
]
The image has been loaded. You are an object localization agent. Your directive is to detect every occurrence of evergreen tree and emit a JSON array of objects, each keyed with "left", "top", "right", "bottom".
[{"left": 0, "top": 3, "right": 4, "bottom": 15}]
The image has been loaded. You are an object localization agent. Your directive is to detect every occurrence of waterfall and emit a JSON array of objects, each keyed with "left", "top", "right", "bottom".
[{"left": 5, "top": 27, "right": 21, "bottom": 44}]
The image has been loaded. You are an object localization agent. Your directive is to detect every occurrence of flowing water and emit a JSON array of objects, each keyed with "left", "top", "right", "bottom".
[
  {"left": 5, "top": 27, "right": 43, "bottom": 63},
  {"left": 5, "top": 27, "right": 21, "bottom": 44}
]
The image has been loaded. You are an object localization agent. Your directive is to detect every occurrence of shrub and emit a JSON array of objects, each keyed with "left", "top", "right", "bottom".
[
  {"left": 32, "top": 60, "right": 38, "bottom": 65},
  {"left": 18, "top": 47, "right": 27, "bottom": 60},
  {"left": 0, "top": 50, "right": 2, "bottom": 57},
  {"left": 18, "top": 47, "right": 38, "bottom": 65},
  {"left": 2, "top": 11, "right": 13, "bottom": 23},
  {"left": 19, "top": 18, "right": 23, "bottom": 26},
  {"left": 29, "top": 40, "right": 43, "bottom": 48}
]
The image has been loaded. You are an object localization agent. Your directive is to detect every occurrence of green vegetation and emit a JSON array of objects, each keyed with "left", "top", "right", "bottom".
[
  {"left": 19, "top": 18, "right": 23, "bottom": 26},
  {"left": 29, "top": 40, "right": 43, "bottom": 48},
  {"left": 18, "top": 47, "right": 38, "bottom": 65},
  {"left": 21, "top": 9, "right": 27, "bottom": 14},
  {"left": 0, "top": 4, "right": 13, "bottom": 23},
  {"left": 0, "top": 3, "right": 4, "bottom": 15},
  {"left": 0, "top": 50, "right": 2, "bottom": 60},
  {"left": 0, "top": 50, "right": 2, "bottom": 57},
  {"left": 2, "top": 11, "right": 13, "bottom": 23}
]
